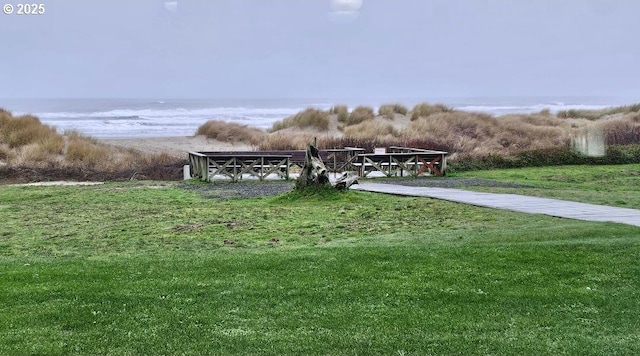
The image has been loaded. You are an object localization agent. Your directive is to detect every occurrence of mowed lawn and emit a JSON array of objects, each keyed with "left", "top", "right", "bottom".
[
  {"left": 456, "top": 163, "right": 640, "bottom": 209},
  {"left": 1, "top": 172, "right": 640, "bottom": 355}
]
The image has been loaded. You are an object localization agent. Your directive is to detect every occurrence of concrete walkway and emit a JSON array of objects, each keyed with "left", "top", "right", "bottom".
[{"left": 351, "top": 182, "right": 640, "bottom": 227}]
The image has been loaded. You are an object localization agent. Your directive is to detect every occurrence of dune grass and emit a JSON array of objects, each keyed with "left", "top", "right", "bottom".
[
  {"left": 271, "top": 108, "right": 330, "bottom": 132},
  {"left": 261, "top": 103, "right": 640, "bottom": 160},
  {"left": 196, "top": 120, "right": 265, "bottom": 145},
  {"left": 0, "top": 110, "right": 183, "bottom": 181},
  {"left": 557, "top": 103, "right": 640, "bottom": 120},
  {"left": 1, "top": 176, "right": 640, "bottom": 355},
  {"left": 329, "top": 105, "right": 349, "bottom": 123},
  {"left": 410, "top": 102, "right": 453, "bottom": 121},
  {"left": 378, "top": 103, "right": 408, "bottom": 118},
  {"left": 342, "top": 120, "right": 400, "bottom": 139},
  {"left": 340, "top": 106, "right": 375, "bottom": 126}
]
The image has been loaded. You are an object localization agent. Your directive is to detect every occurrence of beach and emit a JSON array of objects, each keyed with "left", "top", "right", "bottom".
[{"left": 101, "top": 135, "right": 254, "bottom": 157}]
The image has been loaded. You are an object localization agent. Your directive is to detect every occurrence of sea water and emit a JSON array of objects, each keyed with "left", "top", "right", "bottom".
[{"left": 0, "top": 96, "right": 635, "bottom": 139}]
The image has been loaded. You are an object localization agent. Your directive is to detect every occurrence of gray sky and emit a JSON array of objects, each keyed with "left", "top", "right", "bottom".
[{"left": 1, "top": 0, "right": 639, "bottom": 99}]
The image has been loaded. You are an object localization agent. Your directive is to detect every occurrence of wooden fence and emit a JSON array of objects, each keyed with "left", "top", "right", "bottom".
[{"left": 188, "top": 147, "right": 447, "bottom": 182}]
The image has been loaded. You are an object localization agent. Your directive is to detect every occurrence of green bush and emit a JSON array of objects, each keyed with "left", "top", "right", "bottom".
[{"left": 449, "top": 145, "right": 640, "bottom": 173}]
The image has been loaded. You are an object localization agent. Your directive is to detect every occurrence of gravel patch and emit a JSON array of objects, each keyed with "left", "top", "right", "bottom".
[{"left": 180, "top": 180, "right": 295, "bottom": 200}]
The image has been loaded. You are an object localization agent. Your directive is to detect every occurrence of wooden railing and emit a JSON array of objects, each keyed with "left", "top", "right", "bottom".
[
  {"left": 188, "top": 147, "right": 447, "bottom": 182},
  {"left": 188, "top": 148, "right": 366, "bottom": 182}
]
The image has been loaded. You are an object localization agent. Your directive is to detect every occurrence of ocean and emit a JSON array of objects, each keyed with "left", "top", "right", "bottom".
[{"left": 0, "top": 97, "right": 634, "bottom": 139}]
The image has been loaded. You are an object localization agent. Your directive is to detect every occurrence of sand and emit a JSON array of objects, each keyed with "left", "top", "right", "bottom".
[{"left": 101, "top": 135, "right": 253, "bottom": 157}]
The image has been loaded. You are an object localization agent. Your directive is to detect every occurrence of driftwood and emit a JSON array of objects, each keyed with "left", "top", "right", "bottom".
[
  {"left": 333, "top": 171, "right": 359, "bottom": 190},
  {"left": 297, "top": 144, "right": 330, "bottom": 188},
  {"left": 296, "top": 144, "right": 358, "bottom": 189}
]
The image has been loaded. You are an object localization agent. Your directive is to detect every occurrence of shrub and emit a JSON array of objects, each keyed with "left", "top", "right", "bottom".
[
  {"left": 0, "top": 143, "right": 15, "bottom": 162},
  {"left": 342, "top": 106, "right": 375, "bottom": 126},
  {"left": 65, "top": 133, "right": 110, "bottom": 168},
  {"left": 378, "top": 103, "right": 409, "bottom": 118},
  {"left": 557, "top": 103, "right": 640, "bottom": 120},
  {"left": 329, "top": 105, "right": 349, "bottom": 123},
  {"left": 0, "top": 111, "right": 186, "bottom": 180},
  {"left": 271, "top": 108, "right": 330, "bottom": 132},
  {"left": 599, "top": 119, "right": 640, "bottom": 146},
  {"left": 316, "top": 136, "right": 452, "bottom": 153},
  {"left": 0, "top": 114, "right": 60, "bottom": 148},
  {"left": 410, "top": 102, "right": 452, "bottom": 121},
  {"left": 449, "top": 145, "right": 640, "bottom": 173},
  {"left": 196, "top": 120, "right": 265, "bottom": 145},
  {"left": 259, "top": 132, "right": 315, "bottom": 150},
  {"left": 407, "top": 112, "right": 501, "bottom": 154},
  {"left": 539, "top": 108, "right": 551, "bottom": 116},
  {"left": 343, "top": 121, "right": 401, "bottom": 138}
]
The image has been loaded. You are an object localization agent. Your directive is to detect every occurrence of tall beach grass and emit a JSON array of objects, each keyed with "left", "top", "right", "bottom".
[
  {"left": 271, "top": 108, "right": 330, "bottom": 132},
  {"left": 0, "top": 110, "right": 183, "bottom": 181}
]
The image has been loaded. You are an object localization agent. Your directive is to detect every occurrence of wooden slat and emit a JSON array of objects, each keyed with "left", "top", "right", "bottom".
[{"left": 188, "top": 147, "right": 447, "bottom": 181}]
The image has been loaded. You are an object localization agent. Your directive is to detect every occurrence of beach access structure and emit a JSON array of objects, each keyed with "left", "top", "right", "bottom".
[{"left": 188, "top": 147, "right": 448, "bottom": 182}]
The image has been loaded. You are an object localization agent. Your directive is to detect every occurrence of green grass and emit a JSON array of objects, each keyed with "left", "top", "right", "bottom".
[
  {"left": 455, "top": 164, "right": 640, "bottom": 208},
  {"left": 1, "top": 180, "right": 640, "bottom": 355}
]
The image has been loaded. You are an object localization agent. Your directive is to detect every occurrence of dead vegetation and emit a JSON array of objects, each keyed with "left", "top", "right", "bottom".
[
  {"left": 378, "top": 103, "right": 409, "bottom": 118},
  {"left": 341, "top": 106, "right": 375, "bottom": 126},
  {"left": 557, "top": 104, "right": 640, "bottom": 120},
  {"left": 0, "top": 110, "right": 184, "bottom": 182},
  {"left": 259, "top": 102, "right": 640, "bottom": 160},
  {"left": 329, "top": 105, "right": 349, "bottom": 123},
  {"left": 271, "top": 108, "right": 330, "bottom": 132},
  {"left": 410, "top": 102, "right": 453, "bottom": 121},
  {"left": 196, "top": 120, "right": 265, "bottom": 145},
  {"left": 3, "top": 101, "right": 640, "bottom": 181}
]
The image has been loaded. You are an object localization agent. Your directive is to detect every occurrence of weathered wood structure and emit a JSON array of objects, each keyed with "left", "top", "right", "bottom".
[
  {"left": 188, "top": 152, "right": 291, "bottom": 182},
  {"left": 296, "top": 144, "right": 330, "bottom": 188},
  {"left": 188, "top": 146, "right": 447, "bottom": 182},
  {"left": 357, "top": 147, "right": 448, "bottom": 178}
]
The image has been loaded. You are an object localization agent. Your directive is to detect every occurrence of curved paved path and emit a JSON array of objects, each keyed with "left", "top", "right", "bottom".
[{"left": 351, "top": 182, "right": 640, "bottom": 227}]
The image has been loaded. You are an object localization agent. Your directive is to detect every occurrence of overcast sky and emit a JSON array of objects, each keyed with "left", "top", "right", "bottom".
[{"left": 1, "top": 0, "right": 639, "bottom": 99}]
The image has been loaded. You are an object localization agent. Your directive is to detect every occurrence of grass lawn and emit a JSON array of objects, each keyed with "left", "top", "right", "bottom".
[
  {"left": 455, "top": 164, "right": 640, "bottom": 209},
  {"left": 1, "top": 180, "right": 640, "bottom": 355}
]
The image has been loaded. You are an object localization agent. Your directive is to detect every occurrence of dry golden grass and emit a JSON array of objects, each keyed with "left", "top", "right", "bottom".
[
  {"left": 598, "top": 117, "right": 640, "bottom": 146},
  {"left": 5, "top": 102, "right": 639, "bottom": 179},
  {"left": 343, "top": 120, "right": 401, "bottom": 139},
  {"left": 0, "top": 110, "right": 183, "bottom": 178},
  {"left": 557, "top": 103, "right": 640, "bottom": 120},
  {"left": 271, "top": 108, "right": 330, "bottom": 132},
  {"left": 0, "top": 114, "right": 60, "bottom": 149},
  {"left": 404, "top": 112, "right": 576, "bottom": 155},
  {"left": 410, "top": 102, "right": 453, "bottom": 121},
  {"left": 329, "top": 105, "right": 349, "bottom": 123},
  {"left": 259, "top": 132, "right": 318, "bottom": 151},
  {"left": 262, "top": 103, "right": 640, "bottom": 155},
  {"left": 64, "top": 131, "right": 112, "bottom": 168},
  {"left": 341, "top": 106, "right": 375, "bottom": 126},
  {"left": 378, "top": 103, "right": 409, "bottom": 119},
  {"left": 0, "top": 143, "right": 14, "bottom": 161},
  {"left": 196, "top": 120, "right": 265, "bottom": 145}
]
